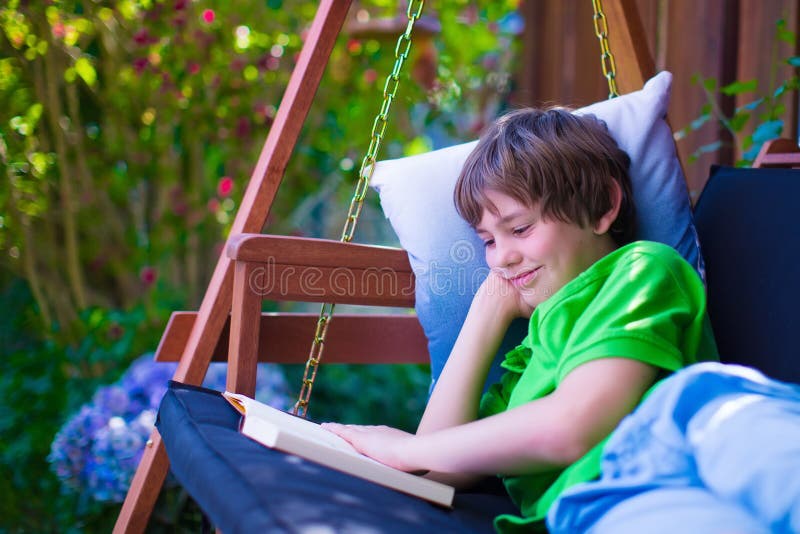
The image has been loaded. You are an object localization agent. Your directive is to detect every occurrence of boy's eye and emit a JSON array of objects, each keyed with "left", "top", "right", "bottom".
[
  {"left": 482, "top": 238, "right": 495, "bottom": 248},
  {"left": 512, "top": 225, "right": 531, "bottom": 235}
]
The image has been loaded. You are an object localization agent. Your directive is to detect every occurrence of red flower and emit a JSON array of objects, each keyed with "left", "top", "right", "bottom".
[
  {"left": 347, "top": 39, "right": 362, "bottom": 54},
  {"left": 202, "top": 9, "right": 215, "bottom": 24},
  {"left": 107, "top": 323, "right": 124, "bottom": 340},
  {"left": 140, "top": 266, "right": 157, "bottom": 287},
  {"left": 52, "top": 22, "right": 66, "bottom": 39},
  {"left": 235, "top": 117, "right": 251, "bottom": 139},
  {"left": 133, "top": 29, "right": 151, "bottom": 45},
  {"left": 133, "top": 57, "right": 149, "bottom": 74},
  {"left": 188, "top": 62, "right": 200, "bottom": 75},
  {"left": 217, "top": 176, "right": 234, "bottom": 197}
]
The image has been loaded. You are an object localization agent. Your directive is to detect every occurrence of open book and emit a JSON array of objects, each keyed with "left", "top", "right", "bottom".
[{"left": 222, "top": 392, "right": 455, "bottom": 508}]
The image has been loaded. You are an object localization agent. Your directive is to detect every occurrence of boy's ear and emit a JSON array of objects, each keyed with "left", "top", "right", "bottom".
[{"left": 593, "top": 180, "right": 623, "bottom": 235}]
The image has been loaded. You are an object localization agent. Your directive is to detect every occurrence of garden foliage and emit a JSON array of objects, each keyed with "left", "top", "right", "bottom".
[{"left": 0, "top": 1, "right": 521, "bottom": 531}]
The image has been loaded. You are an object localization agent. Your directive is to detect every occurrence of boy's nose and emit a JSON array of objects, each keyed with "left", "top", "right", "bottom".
[{"left": 494, "top": 242, "right": 522, "bottom": 269}]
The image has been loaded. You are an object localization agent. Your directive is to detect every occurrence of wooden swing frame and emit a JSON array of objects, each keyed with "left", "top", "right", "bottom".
[{"left": 113, "top": 1, "right": 689, "bottom": 531}]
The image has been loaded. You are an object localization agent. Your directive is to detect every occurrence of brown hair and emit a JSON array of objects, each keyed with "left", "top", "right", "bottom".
[{"left": 454, "top": 107, "right": 636, "bottom": 246}]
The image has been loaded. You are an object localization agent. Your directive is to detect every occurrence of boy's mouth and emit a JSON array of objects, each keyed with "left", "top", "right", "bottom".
[{"left": 509, "top": 267, "right": 541, "bottom": 288}]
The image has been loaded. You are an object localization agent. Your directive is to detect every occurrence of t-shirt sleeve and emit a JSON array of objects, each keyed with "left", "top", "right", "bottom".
[
  {"left": 478, "top": 343, "right": 530, "bottom": 418},
  {"left": 551, "top": 249, "right": 707, "bottom": 384}
]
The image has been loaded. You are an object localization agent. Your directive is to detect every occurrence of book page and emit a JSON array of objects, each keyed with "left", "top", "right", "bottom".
[{"left": 223, "top": 392, "right": 361, "bottom": 455}]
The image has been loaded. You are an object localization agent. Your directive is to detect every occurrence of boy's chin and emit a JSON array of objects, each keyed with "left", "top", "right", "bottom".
[{"left": 519, "top": 287, "right": 556, "bottom": 310}]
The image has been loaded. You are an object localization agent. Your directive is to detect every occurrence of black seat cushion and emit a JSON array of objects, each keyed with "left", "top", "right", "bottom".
[
  {"left": 157, "top": 381, "right": 519, "bottom": 534},
  {"left": 693, "top": 165, "right": 800, "bottom": 383}
]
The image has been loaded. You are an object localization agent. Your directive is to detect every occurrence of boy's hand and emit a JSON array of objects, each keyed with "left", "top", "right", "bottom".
[
  {"left": 321, "top": 423, "right": 419, "bottom": 472},
  {"left": 477, "top": 270, "right": 536, "bottom": 320}
]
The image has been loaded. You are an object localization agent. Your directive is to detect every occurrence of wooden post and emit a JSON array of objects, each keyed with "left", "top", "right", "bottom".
[
  {"left": 113, "top": 2, "right": 353, "bottom": 531},
  {"left": 226, "top": 261, "right": 262, "bottom": 396},
  {"left": 603, "top": 0, "right": 655, "bottom": 94}
]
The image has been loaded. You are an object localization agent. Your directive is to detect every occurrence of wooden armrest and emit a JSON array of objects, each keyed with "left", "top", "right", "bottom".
[
  {"left": 155, "top": 311, "right": 429, "bottom": 365},
  {"left": 227, "top": 233, "right": 411, "bottom": 269},
  {"left": 226, "top": 234, "right": 416, "bottom": 307},
  {"left": 753, "top": 138, "right": 800, "bottom": 168}
]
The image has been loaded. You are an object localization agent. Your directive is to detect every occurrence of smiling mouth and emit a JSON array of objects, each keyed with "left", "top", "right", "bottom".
[{"left": 509, "top": 267, "right": 541, "bottom": 288}]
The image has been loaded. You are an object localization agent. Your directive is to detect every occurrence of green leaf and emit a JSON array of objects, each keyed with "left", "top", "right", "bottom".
[
  {"left": 720, "top": 79, "right": 758, "bottom": 95},
  {"left": 403, "top": 135, "right": 433, "bottom": 156},
  {"left": 786, "top": 56, "right": 800, "bottom": 67},
  {"left": 702, "top": 77, "right": 718, "bottom": 91},
  {"left": 29, "top": 152, "right": 50, "bottom": 177},
  {"left": 673, "top": 126, "right": 690, "bottom": 141},
  {"left": 690, "top": 114, "right": 711, "bottom": 130},
  {"left": 728, "top": 111, "right": 750, "bottom": 132},
  {"left": 696, "top": 140, "right": 723, "bottom": 155},
  {"left": 743, "top": 143, "right": 762, "bottom": 161},
  {"left": 778, "top": 28, "right": 796, "bottom": 44},
  {"left": 74, "top": 57, "right": 96, "bottom": 86},
  {"left": 741, "top": 97, "right": 765, "bottom": 111},
  {"left": 751, "top": 120, "right": 783, "bottom": 143}
]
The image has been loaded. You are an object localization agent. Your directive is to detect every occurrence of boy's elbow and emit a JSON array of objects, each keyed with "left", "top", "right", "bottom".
[
  {"left": 533, "top": 425, "right": 594, "bottom": 466},
  {"left": 559, "top": 435, "right": 592, "bottom": 465}
]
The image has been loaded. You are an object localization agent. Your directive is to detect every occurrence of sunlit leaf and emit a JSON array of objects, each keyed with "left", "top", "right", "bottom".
[
  {"left": 741, "top": 97, "right": 764, "bottom": 111},
  {"left": 690, "top": 114, "right": 711, "bottom": 130},
  {"left": 74, "top": 57, "right": 96, "bottom": 86},
  {"left": 751, "top": 120, "right": 783, "bottom": 143},
  {"left": 721, "top": 79, "right": 757, "bottom": 95},
  {"left": 29, "top": 152, "right": 50, "bottom": 177},
  {"left": 697, "top": 140, "right": 723, "bottom": 155},
  {"left": 403, "top": 135, "right": 433, "bottom": 156}
]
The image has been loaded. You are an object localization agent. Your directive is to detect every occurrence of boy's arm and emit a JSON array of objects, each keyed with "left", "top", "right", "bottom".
[
  {"left": 325, "top": 356, "right": 657, "bottom": 478},
  {"left": 416, "top": 271, "right": 526, "bottom": 435}
]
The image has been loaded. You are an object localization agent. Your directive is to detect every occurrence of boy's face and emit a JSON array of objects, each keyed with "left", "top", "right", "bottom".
[{"left": 476, "top": 190, "right": 617, "bottom": 310}]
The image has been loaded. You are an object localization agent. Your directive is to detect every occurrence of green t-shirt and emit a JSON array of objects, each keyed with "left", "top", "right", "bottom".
[{"left": 478, "top": 241, "right": 718, "bottom": 533}]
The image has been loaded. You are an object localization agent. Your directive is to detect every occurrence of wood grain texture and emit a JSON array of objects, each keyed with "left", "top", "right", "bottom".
[
  {"left": 227, "top": 262, "right": 262, "bottom": 396},
  {"left": 227, "top": 234, "right": 412, "bottom": 271},
  {"left": 156, "top": 312, "right": 429, "bottom": 364}
]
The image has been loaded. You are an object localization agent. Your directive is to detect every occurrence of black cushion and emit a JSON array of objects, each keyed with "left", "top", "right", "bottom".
[
  {"left": 157, "top": 382, "right": 518, "bottom": 534},
  {"left": 693, "top": 165, "right": 800, "bottom": 383}
]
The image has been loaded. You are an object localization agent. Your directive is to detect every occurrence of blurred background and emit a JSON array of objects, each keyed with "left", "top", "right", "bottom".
[{"left": 1, "top": 0, "right": 797, "bottom": 531}]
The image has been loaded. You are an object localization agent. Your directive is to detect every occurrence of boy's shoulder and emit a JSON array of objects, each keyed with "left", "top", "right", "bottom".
[
  {"left": 600, "top": 240, "right": 694, "bottom": 276},
  {"left": 537, "top": 240, "right": 705, "bottom": 322},
  {"left": 563, "top": 241, "right": 702, "bottom": 304},
  {"left": 589, "top": 240, "right": 705, "bottom": 302}
]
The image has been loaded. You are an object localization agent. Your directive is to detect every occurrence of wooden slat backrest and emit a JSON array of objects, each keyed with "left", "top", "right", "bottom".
[
  {"left": 224, "top": 235, "right": 421, "bottom": 394},
  {"left": 155, "top": 312, "right": 429, "bottom": 365}
]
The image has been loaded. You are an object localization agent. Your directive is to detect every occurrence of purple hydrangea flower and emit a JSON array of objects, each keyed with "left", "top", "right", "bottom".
[{"left": 49, "top": 353, "right": 290, "bottom": 502}]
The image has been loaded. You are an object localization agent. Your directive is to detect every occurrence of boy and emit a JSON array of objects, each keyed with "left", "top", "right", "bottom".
[{"left": 325, "top": 108, "right": 719, "bottom": 531}]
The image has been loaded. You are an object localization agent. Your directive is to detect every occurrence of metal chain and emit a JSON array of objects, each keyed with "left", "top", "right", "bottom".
[
  {"left": 293, "top": 0, "right": 425, "bottom": 417},
  {"left": 591, "top": 0, "right": 619, "bottom": 98}
]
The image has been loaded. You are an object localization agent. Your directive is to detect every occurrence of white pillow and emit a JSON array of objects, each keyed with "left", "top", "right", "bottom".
[{"left": 370, "top": 71, "right": 703, "bottom": 384}]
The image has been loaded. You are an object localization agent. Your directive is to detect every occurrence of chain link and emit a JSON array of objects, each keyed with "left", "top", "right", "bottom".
[
  {"left": 591, "top": 0, "right": 619, "bottom": 98},
  {"left": 293, "top": 0, "right": 425, "bottom": 417}
]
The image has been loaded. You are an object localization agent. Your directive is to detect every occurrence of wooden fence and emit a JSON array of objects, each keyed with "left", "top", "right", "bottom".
[{"left": 516, "top": 0, "right": 799, "bottom": 200}]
